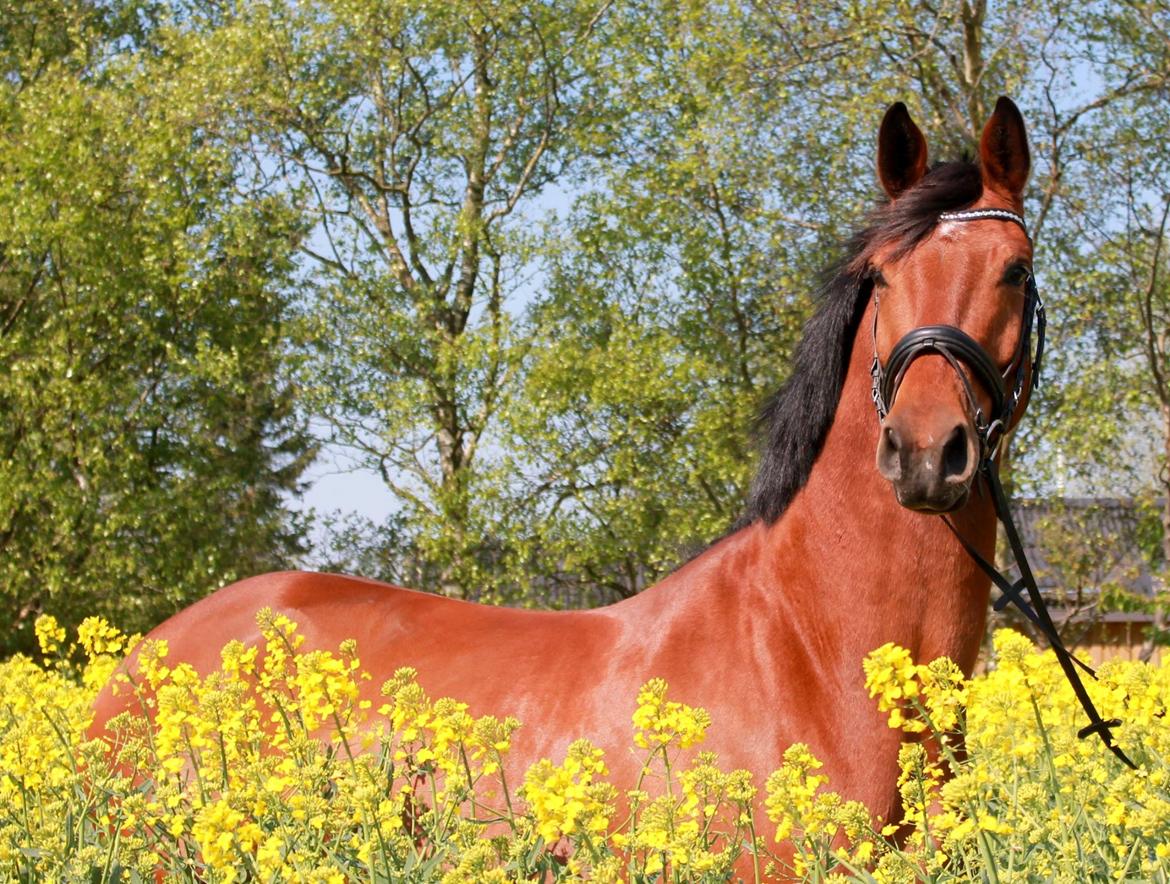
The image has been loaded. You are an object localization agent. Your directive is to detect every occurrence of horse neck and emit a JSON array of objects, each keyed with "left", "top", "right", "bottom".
[
  {"left": 650, "top": 298, "right": 997, "bottom": 676},
  {"left": 778, "top": 296, "right": 996, "bottom": 672}
]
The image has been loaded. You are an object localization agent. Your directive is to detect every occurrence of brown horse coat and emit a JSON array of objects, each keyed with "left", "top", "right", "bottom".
[{"left": 91, "top": 97, "right": 1037, "bottom": 850}]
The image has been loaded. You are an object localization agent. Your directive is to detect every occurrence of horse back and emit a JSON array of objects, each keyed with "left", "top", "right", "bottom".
[{"left": 88, "top": 571, "right": 632, "bottom": 763}]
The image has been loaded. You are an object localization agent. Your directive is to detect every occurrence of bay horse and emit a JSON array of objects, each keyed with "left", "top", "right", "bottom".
[{"left": 91, "top": 97, "right": 1039, "bottom": 852}]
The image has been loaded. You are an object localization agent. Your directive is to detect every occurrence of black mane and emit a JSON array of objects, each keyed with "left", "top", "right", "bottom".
[{"left": 741, "top": 160, "right": 984, "bottom": 525}]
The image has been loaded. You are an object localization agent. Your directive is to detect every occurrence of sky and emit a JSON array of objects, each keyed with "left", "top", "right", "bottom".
[{"left": 297, "top": 451, "right": 394, "bottom": 526}]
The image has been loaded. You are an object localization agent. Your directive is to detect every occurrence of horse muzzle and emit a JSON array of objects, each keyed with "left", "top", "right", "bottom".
[{"left": 875, "top": 409, "right": 979, "bottom": 512}]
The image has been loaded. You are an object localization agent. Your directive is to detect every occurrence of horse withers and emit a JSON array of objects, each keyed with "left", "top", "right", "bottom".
[{"left": 90, "top": 97, "right": 1039, "bottom": 863}]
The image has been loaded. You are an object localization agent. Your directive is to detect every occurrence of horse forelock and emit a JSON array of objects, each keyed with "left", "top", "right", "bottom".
[{"left": 741, "top": 160, "right": 985, "bottom": 526}]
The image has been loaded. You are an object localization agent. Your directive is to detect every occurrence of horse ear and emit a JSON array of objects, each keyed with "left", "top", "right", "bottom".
[
  {"left": 877, "top": 102, "right": 928, "bottom": 199},
  {"left": 979, "top": 96, "right": 1030, "bottom": 199}
]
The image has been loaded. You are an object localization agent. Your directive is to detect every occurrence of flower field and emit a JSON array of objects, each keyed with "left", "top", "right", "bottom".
[{"left": 1, "top": 613, "right": 1168, "bottom": 882}]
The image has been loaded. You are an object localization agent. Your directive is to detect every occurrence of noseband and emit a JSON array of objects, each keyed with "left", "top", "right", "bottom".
[
  {"left": 868, "top": 207, "right": 1135, "bottom": 770},
  {"left": 869, "top": 208, "right": 1046, "bottom": 458}
]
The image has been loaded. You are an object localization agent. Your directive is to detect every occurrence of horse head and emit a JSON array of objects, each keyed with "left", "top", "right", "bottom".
[{"left": 869, "top": 97, "right": 1041, "bottom": 512}]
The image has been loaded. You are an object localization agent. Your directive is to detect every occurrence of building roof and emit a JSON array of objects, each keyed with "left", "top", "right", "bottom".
[{"left": 1010, "top": 497, "right": 1164, "bottom": 603}]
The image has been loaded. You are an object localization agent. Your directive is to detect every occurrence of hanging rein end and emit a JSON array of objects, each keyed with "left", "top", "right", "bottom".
[
  {"left": 1077, "top": 718, "right": 1139, "bottom": 770},
  {"left": 970, "top": 456, "right": 1140, "bottom": 773}
]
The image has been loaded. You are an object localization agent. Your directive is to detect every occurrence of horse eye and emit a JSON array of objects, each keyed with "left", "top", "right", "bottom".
[
  {"left": 1003, "top": 264, "right": 1031, "bottom": 287},
  {"left": 869, "top": 268, "right": 888, "bottom": 287}
]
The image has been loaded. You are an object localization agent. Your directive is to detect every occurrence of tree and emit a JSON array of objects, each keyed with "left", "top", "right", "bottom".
[
  {"left": 81, "top": 0, "right": 1162, "bottom": 631},
  {"left": 509, "top": 0, "right": 1170, "bottom": 620},
  {"left": 503, "top": 1, "right": 851, "bottom": 600},
  {"left": 0, "top": 0, "right": 315, "bottom": 653},
  {"left": 504, "top": 0, "right": 1039, "bottom": 601},
  {"left": 1002, "top": 1, "right": 1170, "bottom": 655},
  {"left": 185, "top": 0, "right": 622, "bottom": 599}
]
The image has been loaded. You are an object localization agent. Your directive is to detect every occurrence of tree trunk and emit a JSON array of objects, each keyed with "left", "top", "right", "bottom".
[
  {"left": 960, "top": 0, "right": 988, "bottom": 134},
  {"left": 1140, "top": 403, "right": 1170, "bottom": 662}
]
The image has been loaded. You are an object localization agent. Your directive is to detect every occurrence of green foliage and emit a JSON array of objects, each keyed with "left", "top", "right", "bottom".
[
  {"left": 1004, "top": 0, "right": 1170, "bottom": 645},
  {"left": 500, "top": 0, "right": 1088, "bottom": 599},
  {"left": 171, "top": 0, "right": 626, "bottom": 598},
  {"left": 170, "top": 0, "right": 1169, "bottom": 618},
  {"left": 523, "top": 0, "right": 1170, "bottom": 609},
  {"left": 0, "top": 0, "right": 315, "bottom": 653},
  {"left": 4, "top": 0, "right": 1169, "bottom": 633}
]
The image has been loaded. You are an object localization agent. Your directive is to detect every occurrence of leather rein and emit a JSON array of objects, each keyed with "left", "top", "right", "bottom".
[{"left": 869, "top": 207, "right": 1136, "bottom": 770}]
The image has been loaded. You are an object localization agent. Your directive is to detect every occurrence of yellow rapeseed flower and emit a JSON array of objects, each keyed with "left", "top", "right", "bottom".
[
  {"left": 632, "top": 678, "right": 711, "bottom": 750},
  {"left": 5, "top": 615, "right": 1167, "bottom": 882}
]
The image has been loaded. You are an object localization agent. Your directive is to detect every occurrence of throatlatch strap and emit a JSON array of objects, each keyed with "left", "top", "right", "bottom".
[{"left": 947, "top": 465, "right": 1137, "bottom": 770}]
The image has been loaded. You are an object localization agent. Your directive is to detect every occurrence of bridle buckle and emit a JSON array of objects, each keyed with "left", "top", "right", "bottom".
[
  {"left": 982, "top": 418, "right": 1006, "bottom": 461},
  {"left": 869, "top": 356, "right": 888, "bottom": 419}
]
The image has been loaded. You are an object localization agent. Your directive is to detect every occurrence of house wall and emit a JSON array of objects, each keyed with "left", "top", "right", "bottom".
[
  {"left": 1073, "top": 620, "right": 1163, "bottom": 667},
  {"left": 976, "top": 619, "right": 1164, "bottom": 673}
]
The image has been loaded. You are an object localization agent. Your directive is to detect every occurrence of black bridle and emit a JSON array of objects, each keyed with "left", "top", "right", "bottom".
[
  {"left": 870, "top": 208, "right": 1046, "bottom": 461},
  {"left": 869, "top": 207, "right": 1136, "bottom": 770}
]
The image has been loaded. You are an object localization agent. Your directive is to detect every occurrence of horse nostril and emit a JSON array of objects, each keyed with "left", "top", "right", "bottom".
[
  {"left": 876, "top": 424, "right": 903, "bottom": 480},
  {"left": 941, "top": 425, "right": 971, "bottom": 482}
]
